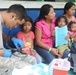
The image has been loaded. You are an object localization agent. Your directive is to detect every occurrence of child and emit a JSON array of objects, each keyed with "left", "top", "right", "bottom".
[
  {"left": 52, "top": 16, "right": 70, "bottom": 58},
  {"left": 68, "top": 21, "right": 76, "bottom": 53},
  {"left": 16, "top": 16, "right": 42, "bottom": 64}
]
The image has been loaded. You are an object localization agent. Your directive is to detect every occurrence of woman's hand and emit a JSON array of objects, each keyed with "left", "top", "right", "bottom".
[{"left": 51, "top": 48, "right": 59, "bottom": 56}]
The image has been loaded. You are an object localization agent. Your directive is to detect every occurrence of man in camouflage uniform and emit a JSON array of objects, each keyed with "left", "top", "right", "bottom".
[
  {"left": 0, "top": 52, "right": 36, "bottom": 75},
  {"left": 0, "top": 4, "right": 36, "bottom": 75}
]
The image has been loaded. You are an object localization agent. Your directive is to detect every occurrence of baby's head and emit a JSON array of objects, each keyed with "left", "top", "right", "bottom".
[
  {"left": 68, "top": 21, "right": 76, "bottom": 32},
  {"left": 55, "top": 16, "right": 68, "bottom": 27}
]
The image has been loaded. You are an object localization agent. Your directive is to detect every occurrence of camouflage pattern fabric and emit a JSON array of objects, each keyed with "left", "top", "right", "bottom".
[{"left": 0, "top": 52, "right": 37, "bottom": 75}]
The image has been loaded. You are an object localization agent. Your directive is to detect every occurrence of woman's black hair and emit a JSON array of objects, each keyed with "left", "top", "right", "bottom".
[
  {"left": 68, "top": 21, "right": 76, "bottom": 29},
  {"left": 35, "top": 4, "right": 53, "bottom": 22},
  {"left": 64, "top": 2, "right": 75, "bottom": 14},
  {"left": 20, "top": 16, "right": 33, "bottom": 31},
  {"left": 55, "top": 15, "right": 68, "bottom": 26},
  {"left": 33, "top": 4, "right": 53, "bottom": 32}
]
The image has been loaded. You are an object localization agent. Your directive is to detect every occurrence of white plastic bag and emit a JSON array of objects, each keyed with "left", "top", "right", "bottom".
[{"left": 12, "top": 63, "right": 49, "bottom": 75}]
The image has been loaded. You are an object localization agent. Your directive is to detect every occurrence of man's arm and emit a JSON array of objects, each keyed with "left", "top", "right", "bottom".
[
  {"left": 2, "top": 32, "right": 11, "bottom": 41},
  {"left": 0, "top": 50, "right": 4, "bottom": 56}
]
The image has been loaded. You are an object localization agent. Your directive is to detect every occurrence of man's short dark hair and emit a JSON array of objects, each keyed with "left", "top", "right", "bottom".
[{"left": 7, "top": 4, "right": 27, "bottom": 20}]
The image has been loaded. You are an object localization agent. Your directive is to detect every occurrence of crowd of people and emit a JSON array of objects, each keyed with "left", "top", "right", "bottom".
[{"left": 0, "top": 2, "right": 76, "bottom": 74}]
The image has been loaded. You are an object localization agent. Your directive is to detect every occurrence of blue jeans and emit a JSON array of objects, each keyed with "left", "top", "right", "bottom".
[
  {"left": 70, "top": 42, "right": 76, "bottom": 53},
  {"left": 62, "top": 49, "right": 70, "bottom": 58},
  {"left": 35, "top": 46, "right": 70, "bottom": 64}
]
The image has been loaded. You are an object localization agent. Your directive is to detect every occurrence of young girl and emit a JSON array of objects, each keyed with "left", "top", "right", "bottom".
[
  {"left": 68, "top": 21, "right": 76, "bottom": 53},
  {"left": 16, "top": 16, "right": 42, "bottom": 64},
  {"left": 52, "top": 16, "right": 70, "bottom": 58}
]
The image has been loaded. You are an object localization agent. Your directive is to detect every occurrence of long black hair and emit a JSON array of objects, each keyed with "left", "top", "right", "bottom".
[
  {"left": 33, "top": 4, "right": 53, "bottom": 32},
  {"left": 64, "top": 2, "right": 75, "bottom": 14},
  {"left": 36, "top": 4, "right": 53, "bottom": 22}
]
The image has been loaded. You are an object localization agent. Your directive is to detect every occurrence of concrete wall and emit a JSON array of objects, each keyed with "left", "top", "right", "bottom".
[{"left": 0, "top": 1, "right": 72, "bottom": 9}]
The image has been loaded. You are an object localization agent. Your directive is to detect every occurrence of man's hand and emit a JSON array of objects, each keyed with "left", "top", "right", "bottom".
[
  {"left": 3, "top": 49, "right": 12, "bottom": 57},
  {"left": 12, "top": 37, "right": 24, "bottom": 49}
]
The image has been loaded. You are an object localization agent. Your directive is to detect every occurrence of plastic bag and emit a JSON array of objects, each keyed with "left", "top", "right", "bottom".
[{"left": 12, "top": 63, "right": 54, "bottom": 75}]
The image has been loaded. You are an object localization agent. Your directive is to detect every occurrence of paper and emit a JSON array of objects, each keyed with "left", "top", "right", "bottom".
[{"left": 55, "top": 26, "right": 68, "bottom": 47}]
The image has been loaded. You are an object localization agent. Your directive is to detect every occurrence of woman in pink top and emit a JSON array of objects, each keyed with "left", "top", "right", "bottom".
[
  {"left": 63, "top": 2, "right": 76, "bottom": 23},
  {"left": 34, "top": 4, "right": 60, "bottom": 64}
]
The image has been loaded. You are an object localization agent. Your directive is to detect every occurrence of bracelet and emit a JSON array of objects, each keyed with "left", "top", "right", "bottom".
[{"left": 48, "top": 48, "right": 52, "bottom": 53}]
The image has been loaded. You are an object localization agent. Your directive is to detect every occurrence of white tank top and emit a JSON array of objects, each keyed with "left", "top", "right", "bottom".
[{"left": 0, "top": 14, "right": 4, "bottom": 50}]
